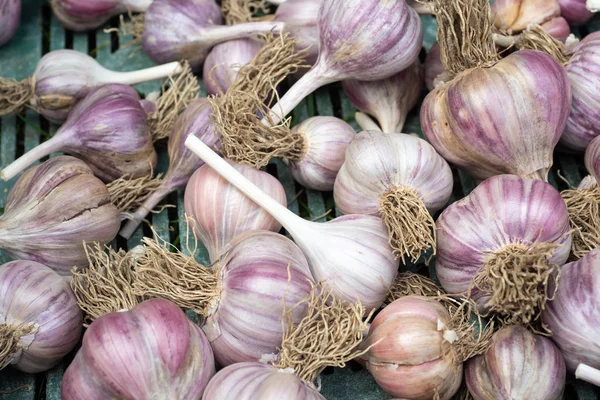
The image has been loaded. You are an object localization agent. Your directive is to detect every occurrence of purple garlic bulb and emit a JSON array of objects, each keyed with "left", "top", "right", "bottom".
[
  {"left": 543, "top": 247, "right": 600, "bottom": 372},
  {"left": 587, "top": 135, "right": 600, "bottom": 183},
  {"left": 558, "top": 0, "right": 595, "bottom": 25},
  {"left": 274, "top": 0, "right": 321, "bottom": 67},
  {"left": 289, "top": 116, "right": 355, "bottom": 191},
  {"left": 342, "top": 61, "right": 422, "bottom": 133},
  {"left": 141, "top": 0, "right": 283, "bottom": 69},
  {"left": 0, "top": 261, "right": 82, "bottom": 373},
  {"left": 62, "top": 298, "right": 215, "bottom": 399},
  {"left": 0, "top": 156, "right": 120, "bottom": 276},
  {"left": 203, "top": 38, "right": 263, "bottom": 95},
  {"left": 51, "top": 0, "right": 153, "bottom": 31},
  {"left": 1, "top": 84, "right": 157, "bottom": 183},
  {"left": 422, "top": 50, "right": 571, "bottom": 181},
  {"left": 466, "top": 325, "right": 566, "bottom": 400},
  {"left": 0, "top": 0, "right": 20, "bottom": 46},
  {"left": 436, "top": 175, "right": 572, "bottom": 324},
  {"left": 425, "top": 42, "right": 448, "bottom": 91},
  {"left": 0, "top": 49, "right": 182, "bottom": 122},
  {"left": 119, "top": 98, "right": 219, "bottom": 239}
]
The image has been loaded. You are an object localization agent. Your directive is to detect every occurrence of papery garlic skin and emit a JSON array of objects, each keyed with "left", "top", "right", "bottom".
[
  {"left": 203, "top": 362, "right": 324, "bottom": 399},
  {"left": 289, "top": 116, "right": 355, "bottom": 191},
  {"left": 342, "top": 62, "right": 422, "bottom": 133},
  {"left": 586, "top": 135, "right": 600, "bottom": 182},
  {"left": 0, "top": 0, "right": 20, "bottom": 46},
  {"left": 203, "top": 231, "right": 313, "bottom": 366},
  {"left": 0, "top": 157, "right": 120, "bottom": 276},
  {"left": 203, "top": 38, "right": 263, "bottom": 95},
  {"left": 543, "top": 247, "right": 600, "bottom": 372},
  {"left": 51, "top": 0, "right": 152, "bottom": 31},
  {"left": 363, "top": 296, "right": 462, "bottom": 400},
  {"left": 421, "top": 50, "right": 571, "bottom": 181},
  {"left": 558, "top": 0, "right": 594, "bottom": 24},
  {"left": 466, "top": 325, "right": 566, "bottom": 400},
  {"left": 184, "top": 162, "right": 286, "bottom": 262},
  {"left": 274, "top": 0, "right": 320, "bottom": 67},
  {"left": 0, "top": 261, "right": 82, "bottom": 373},
  {"left": 493, "top": 0, "right": 562, "bottom": 35},
  {"left": 425, "top": 43, "right": 447, "bottom": 91},
  {"left": 436, "top": 175, "right": 572, "bottom": 310},
  {"left": 62, "top": 299, "right": 215, "bottom": 399}
]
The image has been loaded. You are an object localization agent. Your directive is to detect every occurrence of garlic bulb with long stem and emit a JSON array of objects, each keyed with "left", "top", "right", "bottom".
[
  {"left": 185, "top": 135, "right": 398, "bottom": 312},
  {"left": 342, "top": 61, "right": 422, "bottom": 133},
  {"left": 465, "top": 325, "right": 566, "bottom": 400},
  {"left": 334, "top": 131, "right": 453, "bottom": 263},
  {"left": 421, "top": 0, "right": 571, "bottom": 181},
  {"left": 0, "top": 49, "right": 183, "bottom": 122},
  {"left": 0, "top": 0, "right": 20, "bottom": 47},
  {"left": 0, "top": 156, "right": 120, "bottom": 276},
  {"left": 436, "top": 174, "right": 572, "bottom": 325},
  {"left": 0, "top": 261, "right": 82, "bottom": 373},
  {"left": 51, "top": 0, "right": 152, "bottom": 31},
  {"left": 183, "top": 162, "right": 286, "bottom": 263},
  {"left": 61, "top": 298, "right": 215, "bottom": 399},
  {"left": 558, "top": 0, "right": 595, "bottom": 24}
]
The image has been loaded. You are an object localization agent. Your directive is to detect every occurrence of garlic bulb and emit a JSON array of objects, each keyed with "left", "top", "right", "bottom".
[
  {"left": 184, "top": 162, "right": 286, "bottom": 262},
  {"left": 274, "top": 0, "right": 321, "bottom": 67},
  {"left": 362, "top": 296, "right": 464, "bottom": 400},
  {"left": 558, "top": 0, "right": 595, "bottom": 24},
  {"left": 0, "top": 49, "right": 182, "bottom": 122},
  {"left": 543, "top": 247, "right": 600, "bottom": 372},
  {"left": 185, "top": 135, "right": 398, "bottom": 312},
  {"left": 424, "top": 42, "right": 447, "bottom": 91},
  {"left": 51, "top": 0, "right": 152, "bottom": 31},
  {"left": 334, "top": 131, "right": 453, "bottom": 263},
  {"left": 119, "top": 98, "right": 220, "bottom": 239},
  {"left": 466, "top": 325, "right": 566, "bottom": 400},
  {"left": 62, "top": 299, "right": 215, "bottom": 399},
  {"left": 0, "top": 156, "right": 120, "bottom": 276},
  {"left": 203, "top": 38, "right": 263, "bottom": 95},
  {"left": 0, "top": 0, "right": 20, "bottom": 46},
  {"left": 342, "top": 61, "right": 422, "bottom": 133},
  {"left": 1, "top": 84, "right": 157, "bottom": 182},
  {"left": 0, "top": 261, "right": 82, "bottom": 373},
  {"left": 289, "top": 116, "right": 355, "bottom": 191},
  {"left": 436, "top": 174, "right": 572, "bottom": 325}
]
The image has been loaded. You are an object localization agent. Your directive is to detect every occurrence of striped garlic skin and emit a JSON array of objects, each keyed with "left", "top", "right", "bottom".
[
  {"left": 51, "top": 0, "right": 151, "bottom": 31},
  {"left": 435, "top": 175, "right": 572, "bottom": 308},
  {"left": 466, "top": 325, "right": 566, "bottom": 400},
  {"left": 0, "top": 157, "right": 120, "bottom": 276},
  {"left": 203, "top": 231, "right": 313, "bottom": 367},
  {"left": 563, "top": 32, "right": 600, "bottom": 151},
  {"left": 334, "top": 131, "right": 453, "bottom": 218},
  {"left": 558, "top": 0, "right": 594, "bottom": 24},
  {"left": 184, "top": 162, "right": 286, "bottom": 263},
  {"left": 421, "top": 50, "right": 571, "bottom": 181},
  {"left": 289, "top": 116, "right": 355, "bottom": 191},
  {"left": 62, "top": 299, "right": 215, "bottom": 399},
  {"left": 585, "top": 135, "right": 600, "bottom": 182},
  {"left": 543, "top": 247, "right": 600, "bottom": 371},
  {"left": 203, "top": 362, "right": 325, "bottom": 400},
  {"left": 0, "top": 0, "right": 20, "bottom": 46},
  {"left": 493, "top": 0, "right": 561, "bottom": 34},
  {"left": 342, "top": 61, "right": 422, "bottom": 133},
  {"left": 0, "top": 261, "right": 82, "bottom": 373},
  {"left": 274, "top": 0, "right": 320, "bottom": 66},
  {"left": 363, "top": 296, "right": 462, "bottom": 400}
]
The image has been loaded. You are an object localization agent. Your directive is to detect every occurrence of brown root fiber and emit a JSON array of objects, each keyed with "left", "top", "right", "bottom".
[
  {"left": 379, "top": 186, "right": 437, "bottom": 264},
  {"left": 429, "top": 0, "right": 499, "bottom": 75},
  {"left": 0, "top": 322, "right": 37, "bottom": 369},
  {"left": 275, "top": 283, "right": 373, "bottom": 386},
  {"left": 562, "top": 185, "right": 600, "bottom": 260},
  {"left": 472, "top": 242, "right": 560, "bottom": 326},
  {"left": 133, "top": 232, "right": 220, "bottom": 316},
  {"left": 208, "top": 33, "right": 309, "bottom": 168},
  {"left": 148, "top": 61, "right": 200, "bottom": 141},
  {"left": 221, "top": 0, "right": 270, "bottom": 25},
  {"left": 518, "top": 25, "right": 571, "bottom": 65},
  {"left": 119, "top": 13, "right": 145, "bottom": 45},
  {"left": 70, "top": 243, "right": 143, "bottom": 327},
  {"left": 0, "top": 77, "right": 33, "bottom": 117},
  {"left": 107, "top": 172, "right": 163, "bottom": 213},
  {"left": 386, "top": 272, "right": 443, "bottom": 304}
]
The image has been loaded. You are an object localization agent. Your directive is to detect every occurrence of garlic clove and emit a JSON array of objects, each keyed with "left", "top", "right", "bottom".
[
  {"left": 493, "top": 0, "right": 561, "bottom": 35},
  {"left": 0, "top": 0, "right": 20, "bottom": 46}
]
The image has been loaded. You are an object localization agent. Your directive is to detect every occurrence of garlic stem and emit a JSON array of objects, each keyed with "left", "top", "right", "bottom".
[
  {"left": 0, "top": 138, "right": 64, "bottom": 181},
  {"left": 102, "top": 62, "right": 183, "bottom": 87},
  {"left": 355, "top": 112, "right": 382, "bottom": 132},
  {"left": 576, "top": 364, "right": 600, "bottom": 387},
  {"left": 493, "top": 33, "right": 518, "bottom": 48},
  {"left": 122, "top": 0, "right": 153, "bottom": 12},
  {"left": 201, "top": 21, "right": 285, "bottom": 48},
  {"left": 119, "top": 185, "right": 173, "bottom": 239},
  {"left": 185, "top": 135, "right": 303, "bottom": 235}
]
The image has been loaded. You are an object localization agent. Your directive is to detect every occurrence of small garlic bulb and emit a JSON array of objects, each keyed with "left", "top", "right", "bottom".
[
  {"left": 51, "top": 0, "right": 153, "bottom": 31},
  {"left": 0, "top": 0, "right": 20, "bottom": 46},
  {"left": 466, "top": 325, "right": 566, "bottom": 400},
  {"left": 289, "top": 116, "right": 355, "bottom": 191},
  {"left": 184, "top": 161, "right": 286, "bottom": 262},
  {"left": 0, "top": 261, "right": 82, "bottom": 373}
]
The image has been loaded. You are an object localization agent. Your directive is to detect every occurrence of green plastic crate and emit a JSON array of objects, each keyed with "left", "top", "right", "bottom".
[{"left": 0, "top": 1, "right": 598, "bottom": 399}]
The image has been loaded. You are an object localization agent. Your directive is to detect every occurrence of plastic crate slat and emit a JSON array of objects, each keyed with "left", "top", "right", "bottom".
[
  {"left": 320, "top": 367, "right": 392, "bottom": 400},
  {"left": 0, "top": 116, "right": 17, "bottom": 209},
  {"left": 44, "top": 361, "right": 64, "bottom": 400},
  {"left": 559, "top": 155, "right": 584, "bottom": 187},
  {"left": 0, "top": 369, "right": 35, "bottom": 400},
  {"left": 50, "top": 16, "right": 65, "bottom": 51}
]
